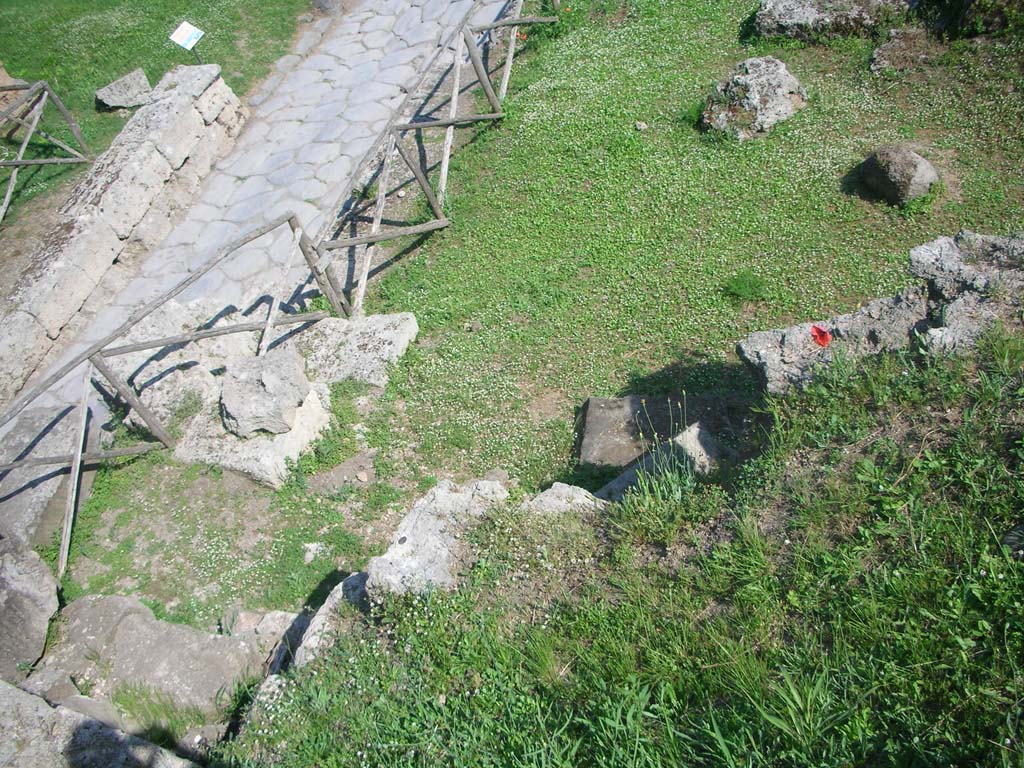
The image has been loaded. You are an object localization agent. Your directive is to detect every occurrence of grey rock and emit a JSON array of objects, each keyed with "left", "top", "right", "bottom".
[
  {"left": 522, "top": 483, "right": 607, "bottom": 516},
  {"left": 175, "top": 381, "right": 331, "bottom": 488},
  {"left": 908, "top": 235, "right": 989, "bottom": 300},
  {"left": 0, "top": 539, "right": 58, "bottom": 683},
  {"left": 955, "top": 230, "right": 1024, "bottom": 269},
  {"left": 737, "top": 285, "right": 929, "bottom": 393},
  {"left": 365, "top": 480, "right": 509, "bottom": 598},
  {"left": 701, "top": 57, "right": 807, "bottom": 141},
  {"left": 0, "top": 680, "right": 196, "bottom": 767},
  {"left": 671, "top": 421, "right": 721, "bottom": 475},
  {"left": 62, "top": 694, "right": 124, "bottom": 730},
  {"left": 861, "top": 144, "right": 939, "bottom": 206},
  {"left": 291, "top": 572, "right": 365, "bottom": 669},
  {"left": 300, "top": 313, "right": 419, "bottom": 388},
  {"left": 19, "top": 666, "right": 79, "bottom": 705},
  {"left": 597, "top": 422, "right": 722, "bottom": 502},
  {"left": 95, "top": 68, "right": 152, "bottom": 109},
  {"left": 221, "top": 346, "right": 311, "bottom": 438},
  {"left": 908, "top": 231, "right": 1024, "bottom": 302},
  {"left": 925, "top": 293, "right": 998, "bottom": 354},
  {"left": 756, "top": 0, "right": 911, "bottom": 39},
  {"left": 35, "top": 595, "right": 264, "bottom": 713},
  {"left": 578, "top": 396, "right": 686, "bottom": 469},
  {"left": 237, "top": 610, "right": 311, "bottom": 674}
]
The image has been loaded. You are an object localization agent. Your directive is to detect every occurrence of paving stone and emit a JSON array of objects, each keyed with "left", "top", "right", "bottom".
[
  {"left": 339, "top": 134, "right": 378, "bottom": 161},
  {"left": 422, "top": 0, "right": 449, "bottom": 22},
  {"left": 294, "top": 28, "right": 323, "bottom": 56},
  {"left": 201, "top": 172, "right": 241, "bottom": 201},
  {"left": 348, "top": 80, "right": 402, "bottom": 106},
  {"left": 394, "top": 6, "right": 425, "bottom": 38},
  {"left": 401, "top": 23, "right": 442, "bottom": 48},
  {"left": 315, "top": 154, "right": 354, "bottom": 185},
  {"left": 378, "top": 63, "right": 418, "bottom": 86},
  {"left": 289, "top": 82, "right": 335, "bottom": 108},
  {"left": 297, "top": 141, "right": 343, "bottom": 165},
  {"left": 275, "top": 54, "right": 303, "bottom": 74},
  {"left": 315, "top": 119, "right": 354, "bottom": 143},
  {"left": 223, "top": 191, "right": 283, "bottom": 224},
  {"left": 363, "top": 28, "right": 396, "bottom": 50},
  {"left": 289, "top": 178, "right": 329, "bottom": 201},
  {"left": 338, "top": 60, "right": 383, "bottom": 88},
  {"left": 268, "top": 162, "right": 316, "bottom": 186},
  {"left": 361, "top": 14, "right": 397, "bottom": 33},
  {"left": 347, "top": 99, "right": 395, "bottom": 123},
  {"left": 305, "top": 53, "right": 344, "bottom": 72},
  {"left": 380, "top": 46, "right": 429, "bottom": 69},
  {"left": 222, "top": 250, "right": 273, "bottom": 282}
]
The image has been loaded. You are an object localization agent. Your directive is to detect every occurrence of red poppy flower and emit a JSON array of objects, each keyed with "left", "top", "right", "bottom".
[
  {"left": 518, "top": 31, "right": 528, "bottom": 41},
  {"left": 811, "top": 325, "right": 832, "bottom": 348}
]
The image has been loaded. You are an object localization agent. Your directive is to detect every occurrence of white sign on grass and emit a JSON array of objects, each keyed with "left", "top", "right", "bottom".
[{"left": 169, "top": 21, "right": 205, "bottom": 51}]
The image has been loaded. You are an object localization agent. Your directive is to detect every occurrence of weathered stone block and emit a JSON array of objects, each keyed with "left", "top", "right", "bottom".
[
  {"left": 95, "top": 68, "right": 152, "bottom": 109},
  {"left": 0, "top": 680, "right": 196, "bottom": 768},
  {"left": 0, "top": 540, "right": 58, "bottom": 684}
]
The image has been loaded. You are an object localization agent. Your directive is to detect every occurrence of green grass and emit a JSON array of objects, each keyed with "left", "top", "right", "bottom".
[
  {"left": 112, "top": 682, "right": 208, "bottom": 750},
  {"left": 362, "top": 0, "right": 1024, "bottom": 493},
  {"left": 43, "top": 380, "right": 372, "bottom": 628},
  {"left": 0, "top": 0, "right": 308, "bottom": 221},
  {"left": 217, "top": 328, "right": 1024, "bottom": 767}
]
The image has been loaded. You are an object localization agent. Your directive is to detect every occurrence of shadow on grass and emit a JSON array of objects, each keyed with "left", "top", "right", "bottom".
[
  {"left": 840, "top": 159, "right": 892, "bottom": 205},
  {"left": 553, "top": 354, "right": 767, "bottom": 492}
]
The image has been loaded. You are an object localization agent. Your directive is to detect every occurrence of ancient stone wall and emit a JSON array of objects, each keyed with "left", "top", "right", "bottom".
[{"left": 0, "top": 65, "right": 247, "bottom": 410}]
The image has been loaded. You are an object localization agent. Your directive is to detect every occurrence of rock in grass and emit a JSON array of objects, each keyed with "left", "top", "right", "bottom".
[
  {"left": 755, "top": 0, "right": 912, "bottom": 39},
  {"left": 577, "top": 395, "right": 685, "bottom": 469},
  {"left": 299, "top": 313, "right": 419, "bottom": 389},
  {"left": 860, "top": 144, "right": 939, "bottom": 206},
  {"left": 0, "top": 539, "right": 58, "bottom": 684},
  {"left": 28, "top": 595, "right": 264, "bottom": 713},
  {"left": 521, "top": 483, "right": 607, "bottom": 515},
  {"left": 95, "top": 68, "right": 152, "bottom": 110},
  {"left": 870, "top": 27, "right": 931, "bottom": 74},
  {"left": 365, "top": 479, "right": 508, "bottom": 598},
  {"left": 700, "top": 57, "right": 807, "bottom": 141},
  {"left": 596, "top": 422, "right": 722, "bottom": 502},
  {"left": 220, "top": 346, "right": 310, "bottom": 438},
  {"left": 736, "top": 286, "right": 929, "bottom": 394},
  {"left": 0, "top": 680, "right": 195, "bottom": 768}
]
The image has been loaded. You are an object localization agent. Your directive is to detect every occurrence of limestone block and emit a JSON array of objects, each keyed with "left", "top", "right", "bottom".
[
  {"left": 194, "top": 77, "right": 235, "bottom": 124},
  {"left": 0, "top": 406, "right": 80, "bottom": 546},
  {"left": 366, "top": 480, "right": 508, "bottom": 597},
  {"left": 0, "top": 311, "right": 51, "bottom": 406},
  {"left": 96, "top": 143, "right": 174, "bottom": 239},
  {"left": 701, "top": 57, "right": 807, "bottom": 140},
  {"left": 0, "top": 680, "right": 196, "bottom": 768},
  {"left": 299, "top": 313, "right": 419, "bottom": 388},
  {"left": 221, "top": 346, "right": 311, "bottom": 438},
  {"left": 0, "top": 539, "right": 58, "bottom": 684},
  {"left": 34, "top": 595, "right": 264, "bottom": 713},
  {"left": 95, "top": 68, "right": 152, "bottom": 109}
]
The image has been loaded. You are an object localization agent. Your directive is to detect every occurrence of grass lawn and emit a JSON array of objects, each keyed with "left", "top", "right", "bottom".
[
  {"left": 0, "top": 0, "right": 309, "bottom": 223},
  {"left": 41, "top": 2, "right": 1024, "bottom": 744},
  {"left": 218, "top": 328, "right": 1024, "bottom": 766},
  {"left": 366, "top": 0, "right": 1024, "bottom": 490}
]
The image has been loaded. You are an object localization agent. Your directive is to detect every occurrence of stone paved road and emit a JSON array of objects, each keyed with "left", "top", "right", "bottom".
[{"left": 25, "top": 0, "right": 509, "bottom": 410}]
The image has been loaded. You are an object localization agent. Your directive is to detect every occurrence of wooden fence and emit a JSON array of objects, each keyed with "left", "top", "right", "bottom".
[{"left": 0, "top": 3, "right": 560, "bottom": 576}]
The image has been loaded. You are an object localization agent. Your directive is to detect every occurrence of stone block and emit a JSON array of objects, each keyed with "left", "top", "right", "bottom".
[
  {"left": 0, "top": 540, "right": 58, "bottom": 684},
  {"left": 0, "top": 680, "right": 196, "bottom": 768},
  {"left": 95, "top": 68, "right": 152, "bottom": 109}
]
